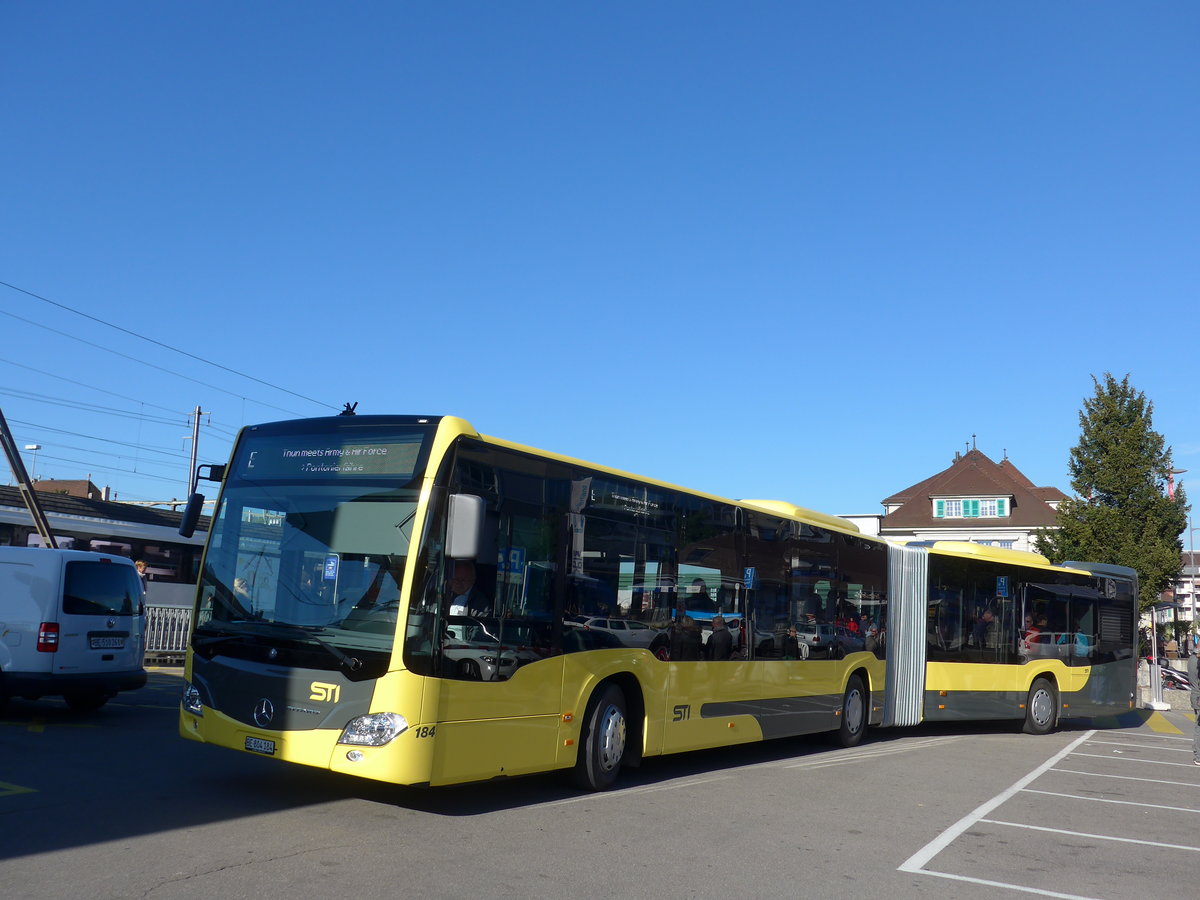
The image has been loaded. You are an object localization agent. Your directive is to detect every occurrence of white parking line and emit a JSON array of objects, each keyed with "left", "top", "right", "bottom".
[
  {"left": 533, "top": 774, "right": 735, "bottom": 807},
  {"left": 979, "top": 818, "right": 1200, "bottom": 853},
  {"left": 1070, "top": 752, "right": 1200, "bottom": 767},
  {"left": 1021, "top": 788, "right": 1200, "bottom": 815},
  {"left": 786, "top": 736, "right": 964, "bottom": 770},
  {"left": 1085, "top": 738, "right": 1192, "bottom": 751},
  {"left": 1050, "top": 767, "right": 1200, "bottom": 789},
  {"left": 898, "top": 729, "right": 1094, "bottom": 898}
]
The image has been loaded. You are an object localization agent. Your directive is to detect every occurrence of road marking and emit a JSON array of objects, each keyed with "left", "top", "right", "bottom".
[
  {"left": 1021, "top": 788, "right": 1200, "bottom": 815},
  {"left": 532, "top": 774, "right": 735, "bottom": 807},
  {"left": 980, "top": 818, "right": 1200, "bottom": 852},
  {"left": 1090, "top": 710, "right": 1185, "bottom": 733},
  {"left": 0, "top": 781, "right": 37, "bottom": 797},
  {"left": 1051, "top": 767, "right": 1200, "bottom": 788},
  {"left": 898, "top": 730, "right": 1094, "bottom": 896},
  {"left": 1085, "top": 737, "right": 1192, "bottom": 751},
  {"left": 785, "top": 736, "right": 964, "bottom": 770},
  {"left": 1143, "top": 712, "right": 1184, "bottom": 734},
  {"left": 1070, "top": 752, "right": 1200, "bottom": 768},
  {"left": 0, "top": 718, "right": 95, "bottom": 734}
]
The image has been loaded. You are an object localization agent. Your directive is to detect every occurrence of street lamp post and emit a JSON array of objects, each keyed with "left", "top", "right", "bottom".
[{"left": 23, "top": 443, "right": 41, "bottom": 481}]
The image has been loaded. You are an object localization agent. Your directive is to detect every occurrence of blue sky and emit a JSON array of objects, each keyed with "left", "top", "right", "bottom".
[{"left": 1, "top": 3, "right": 1196, "bottom": 521}]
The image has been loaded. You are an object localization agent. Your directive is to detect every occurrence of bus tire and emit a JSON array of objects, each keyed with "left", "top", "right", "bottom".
[
  {"left": 572, "top": 683, "right": 628, "bottom": 791},
  {"left": 1022, "top": 677, "right": 1058, "bottom": 735},
  {"left": 834, "top": 674, "right": 867, "bottom": 748}
]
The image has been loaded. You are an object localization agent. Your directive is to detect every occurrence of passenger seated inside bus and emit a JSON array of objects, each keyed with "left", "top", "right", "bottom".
[{"left": 1058, "top": 622, "right": 1092, "bottom": 657}]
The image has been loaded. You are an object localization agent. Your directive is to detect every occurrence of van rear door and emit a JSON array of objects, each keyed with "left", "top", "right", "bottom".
[{"left": 55, "top": 558, "right": 144, "bottom": 676}]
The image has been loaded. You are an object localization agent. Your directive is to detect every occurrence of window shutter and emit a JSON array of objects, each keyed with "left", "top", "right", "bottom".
[
  {"left": 997, "top": 498, "right": 1008, "bottom": 517},
  {"left": 934, "top": 500, "right": 945, "bottom": 518},
  {"left": 967, "top": 499, "right": 980, "bottom": 517}
]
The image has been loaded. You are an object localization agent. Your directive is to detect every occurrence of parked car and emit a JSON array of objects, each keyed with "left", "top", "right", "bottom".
[
  {"left": 572, "top": 617, "right": 662, "bottom": 649},
  {"left": 0, "top": 547, "right": 147, "bottom": 710},
  {"left": 834, "top": 626, "right": 865, "bottom": 657},
  {"left": 562, "top": 626, "right": 625, "bottom": 653},
  {"left": 443, "top": 618, "right": 541, "bottom": 681},
  {"left": 796, "top": 622, "right": 836, "bottom": 658}
]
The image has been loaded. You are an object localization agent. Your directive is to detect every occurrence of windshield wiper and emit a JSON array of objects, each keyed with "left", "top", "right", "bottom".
[
  {"left": 255, "top": 622, "right": 364, "bottom": 673},
  {"left": 191, "top": 626, "right": 249, "bottom": 651}
]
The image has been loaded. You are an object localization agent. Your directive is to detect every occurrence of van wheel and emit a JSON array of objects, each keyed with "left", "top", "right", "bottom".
[
  {"left": 572, "top": 684, "right": 628, "bottom": 791},
  {"left": 64, "top": 692, "right": 108, "bottom": 712},
  {"left": 833, "top": 675, "right": 867, "bottom": 748},
  {"left": 1022, "top": 678, "right": 1057, "bottom": 735}
]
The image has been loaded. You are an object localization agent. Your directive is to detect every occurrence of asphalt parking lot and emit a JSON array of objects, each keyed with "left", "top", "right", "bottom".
[{"left": 2, "top": 671, "right": 1198, "bottom": 900}]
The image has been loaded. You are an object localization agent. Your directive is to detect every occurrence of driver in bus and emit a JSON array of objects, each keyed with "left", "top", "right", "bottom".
[{"left": 448, "top": 560, "right": 491, "bottom": 617}]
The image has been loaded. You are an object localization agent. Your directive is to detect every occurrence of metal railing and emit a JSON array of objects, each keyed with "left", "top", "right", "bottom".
[{"left": 145, "top": 605, "right": 191, "bottom": 663}]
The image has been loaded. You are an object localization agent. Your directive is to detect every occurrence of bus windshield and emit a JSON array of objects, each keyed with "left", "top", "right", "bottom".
[{"left": 191, "top": 423, "right": 434, "bottom": 673}]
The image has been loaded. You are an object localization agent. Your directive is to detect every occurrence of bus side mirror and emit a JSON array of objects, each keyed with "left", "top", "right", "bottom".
[
  {"left": 179, "top": 493, "right": 206, "bottom": 538},
  {"left": 446, "top": 494, "right": 483, "bottom": 560}
]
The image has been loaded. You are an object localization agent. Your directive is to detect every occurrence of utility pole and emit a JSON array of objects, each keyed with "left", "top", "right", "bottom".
[
  {"left": 0, "top": 406, "right": 57, "bottom": 548},
  {"left": 187, "top": 405, "right": 209, "bottom": 497}
]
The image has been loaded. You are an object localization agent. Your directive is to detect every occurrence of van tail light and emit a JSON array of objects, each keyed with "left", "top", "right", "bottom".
[{"left": 37, "top": 622, "right": 60, "bottom": 652}]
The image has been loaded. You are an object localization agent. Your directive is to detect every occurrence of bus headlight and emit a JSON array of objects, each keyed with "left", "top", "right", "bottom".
[
  {"left": 182, "top": 683, "right": 203, "bottom": 716},
  {"left": 338, "top": 712, "right": 409, "bottom": 747}
]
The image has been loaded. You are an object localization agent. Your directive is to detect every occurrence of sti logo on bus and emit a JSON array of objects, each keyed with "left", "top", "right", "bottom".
[{"left": 310, "top": 682, "right": 340, "bottom": 703}]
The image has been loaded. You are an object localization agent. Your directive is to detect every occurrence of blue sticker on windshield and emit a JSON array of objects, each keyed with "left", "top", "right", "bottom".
[{"left": 324, "top": 556, "right": 339, "bottom": 580}]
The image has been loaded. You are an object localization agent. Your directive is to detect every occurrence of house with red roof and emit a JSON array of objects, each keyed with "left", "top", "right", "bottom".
[{"left": 874, "top": 448, "right": 1067, "bottom": 552}]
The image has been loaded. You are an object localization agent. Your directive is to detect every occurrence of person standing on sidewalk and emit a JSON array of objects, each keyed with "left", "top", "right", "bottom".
[{"left": 1188, "top": 640, "right": 1200, "bottom": 766}]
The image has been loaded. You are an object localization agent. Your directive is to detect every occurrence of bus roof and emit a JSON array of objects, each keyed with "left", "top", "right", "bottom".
[{"left": 468, "top": 426, "right": 864, "bottom": 536}]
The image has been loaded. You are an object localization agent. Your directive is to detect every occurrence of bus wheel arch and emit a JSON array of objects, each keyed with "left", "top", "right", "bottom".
[
  {"left": 1022, "top": 676, "right": 1059, "bottom": 735},
  {"left": 572, "top": 674, "right": 643, "bottom": 791}
]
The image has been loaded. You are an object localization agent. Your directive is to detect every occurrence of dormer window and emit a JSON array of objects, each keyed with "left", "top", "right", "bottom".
[{"left": 933, "top": 498, "right": 1009, "bottom": 518}]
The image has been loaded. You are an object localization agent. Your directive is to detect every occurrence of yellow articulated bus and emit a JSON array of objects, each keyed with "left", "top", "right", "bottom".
[{"left": 176, "top": 415, "right": 1137, "bottom": 790}]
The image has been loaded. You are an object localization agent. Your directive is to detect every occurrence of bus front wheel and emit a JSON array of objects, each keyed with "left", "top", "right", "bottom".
[
  {"left": 1022, "top": 677, "right": 1058, "bottom": 735},
  {"left": 834, "top": 674, "right": 867, "bottom": 748},
  {"left": 572, "top": 684, "right": 628, "bottom": 791}
]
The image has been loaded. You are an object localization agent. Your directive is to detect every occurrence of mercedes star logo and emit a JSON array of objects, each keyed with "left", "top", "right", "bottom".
[{"left": 253, "top": 698, "right": 275, "bottom": 728}]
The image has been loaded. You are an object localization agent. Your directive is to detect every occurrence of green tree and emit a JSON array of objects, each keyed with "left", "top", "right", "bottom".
[{"left": 1036, "top": 373, "right": 1188, "bottom": 611}]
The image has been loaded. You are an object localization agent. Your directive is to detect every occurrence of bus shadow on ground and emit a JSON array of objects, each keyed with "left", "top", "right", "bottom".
[
  {"left": 375, "top": 716, "right": 1094, "bottom": 816},
  {"left": 0, "top": 674, "right": 1165, "bottom": 860}
]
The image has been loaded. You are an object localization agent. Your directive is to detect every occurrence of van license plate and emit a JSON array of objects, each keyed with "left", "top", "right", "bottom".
[
  {"left": 245, "top": 737, "right": 275, "bottom": 755},
  {"left": 89, "top": 636, "right": 124, "bottom": 649}
]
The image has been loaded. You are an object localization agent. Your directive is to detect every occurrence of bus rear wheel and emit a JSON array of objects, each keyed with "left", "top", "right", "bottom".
[
  {"left": 1022, "top": 677, "right": 1058, "bottom": 735},
  {"left": 834, "top": 674, "right": 867, "bottom": 748},
  {"left": 572, "top": 684, "right": 628, "bottom": 791}
]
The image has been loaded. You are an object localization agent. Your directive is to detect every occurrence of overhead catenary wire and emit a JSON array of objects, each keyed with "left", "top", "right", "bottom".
[
  {"left": 0, "top": 279, "right": 338, "bottom": 413},
  {"left": 17, "top": 452, "right": 194, "bottom": 486},
  {"left": 0, "top": 303, "right": 315, "bottom": 418},
  {"left": 0, "top": 356, "right": 186, "bottom": 418},
  {"left": 0, "top": 387, "right": 188, "bottom": 427},
  {"left": 7, "top": 417, "right": 232, "bottom": 460}
]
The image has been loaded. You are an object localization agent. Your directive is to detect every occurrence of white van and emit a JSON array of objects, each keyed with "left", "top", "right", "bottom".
[{"left": 0, "top": 547, "right": 147, "bottom": 711}]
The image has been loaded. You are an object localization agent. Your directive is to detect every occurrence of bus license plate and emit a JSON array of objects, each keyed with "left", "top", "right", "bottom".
[
  {"left": 245, "top": 737, "right": 276, "bottom": 755},
  {"left": 89, "top": 636, "right": 125, "bottom": 649}
]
